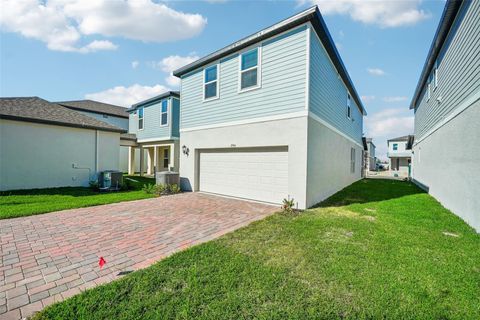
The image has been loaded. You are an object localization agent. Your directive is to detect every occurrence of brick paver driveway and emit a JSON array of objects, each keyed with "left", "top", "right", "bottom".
[{"left": 0, "top": 193, "right": 276, "bottom": 319}]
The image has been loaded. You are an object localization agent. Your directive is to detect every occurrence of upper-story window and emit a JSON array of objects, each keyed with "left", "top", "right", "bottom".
[
  {"left": 240, "top": 47, "right": 261, "bottom": 91},
  {"left": 138, "top": 107, "right": 144, "bottom": 130},
  {"left": 160, "top": 100, "right": 168, "bottom": 126},
  {"left": 434, "top": 60, "right": 438, "bottom": 89},
  {"left": 393, "top": 143, "right": 398, "bottom": 151},
  {"left": 204, "top": 65, "right": 219, "bottom": 100},
  {"left": 346, "top": 93, "right": 352, "bottom": 119}
]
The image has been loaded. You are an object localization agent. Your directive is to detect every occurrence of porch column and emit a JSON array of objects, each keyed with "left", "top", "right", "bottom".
[
  {"left": 153, "top": 146, "right": 158, "bottom": 175},
  {"left": 128, "top": 147, "right": 135, "bottom": 175},
  {"left": 147, "top": 148, "right": 154, "bottom": 175},
  {"left": 139, "top": 146, "right": 144, "bottom": 176},
  {"left": 169, "top": 143, "right": 175, "bottom": 171}
]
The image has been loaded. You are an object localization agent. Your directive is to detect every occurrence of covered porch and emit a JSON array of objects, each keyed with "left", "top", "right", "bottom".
[{"left": 127, "top": 140, "right": 179, "bottom": 176}]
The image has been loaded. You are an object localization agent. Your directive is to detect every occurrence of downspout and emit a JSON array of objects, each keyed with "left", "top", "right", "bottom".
[{"left": 95, "top": 130, "right": 99, "bottom": 173}]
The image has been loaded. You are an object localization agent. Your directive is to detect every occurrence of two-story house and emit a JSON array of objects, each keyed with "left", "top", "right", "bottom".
[
  {"left": 126, "top": 91, "right": 180, "bottom": 176},
  {"left": 387, "top": 136, "right": 412, "bottom": 176},
  {"left": 56, "top": 100, "right": 133, "bottom": 172},
  {"left": 409, "top": 0, "right": 479, "bottom": 231},
  {"left": 173, "top": 6, "right": 366, "bottom": 209}
]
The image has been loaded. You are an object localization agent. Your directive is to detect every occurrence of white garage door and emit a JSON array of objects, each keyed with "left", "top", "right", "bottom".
[{"left": 199, "top": 147, "right": 288, "bottom": 204}]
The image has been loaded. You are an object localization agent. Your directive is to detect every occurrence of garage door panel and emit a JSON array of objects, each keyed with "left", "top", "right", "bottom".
[{"left": 199, "top": 148, "right": 288, "bottom": 204}]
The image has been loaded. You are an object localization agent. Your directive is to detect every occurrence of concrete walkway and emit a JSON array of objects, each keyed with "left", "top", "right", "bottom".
[{"left": 0, "top": 193, "right": 277, "bottom": 319}]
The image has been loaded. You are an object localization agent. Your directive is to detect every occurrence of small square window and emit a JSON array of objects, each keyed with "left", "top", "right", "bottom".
[{"left": 393, "top": 143, "right": 398, "bottom": 151}]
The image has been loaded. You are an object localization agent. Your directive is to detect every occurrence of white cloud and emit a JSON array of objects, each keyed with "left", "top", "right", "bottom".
[
  {"left": 364, "top": 108, "right": 414, "bottom": 159},
  {"left": 304, "top": 0, "right": 430, "bottom": 28},
  {"left": 148, "top": 54, "right": 199, "bottom": 87},
  {"left": 131, "top": 60, "right": 139, "bottom": 69},
  {"left": 0, "top": 0, "right": 206, "bottom": 53},
  {"left": 85, "top": 84, "right": 170, "bottom": 107},
  {"left": 367, "top": 68, "right": 386, "bottom": 76},
  {"left": 361, "top": 95, "right": 376, "bottom": 103},
  {"left": 383, "top": 96, "right": 408, "bottom": 103}
]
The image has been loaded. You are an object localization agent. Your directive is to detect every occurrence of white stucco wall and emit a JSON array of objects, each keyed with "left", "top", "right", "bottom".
[
  {"left": 306, "top": 117, "right": 362, "bottom": 207},
  {"left": 179, "top": 117, "right": 309, "bottom": 209},
  {"left": 412, "top": 99, "right": 480, "bottom": 232},
  {"left": 0, "top": 119, "right": 120, "bottom": 191}
]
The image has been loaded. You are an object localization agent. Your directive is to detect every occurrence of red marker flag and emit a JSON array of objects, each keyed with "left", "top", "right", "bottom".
[{"left": 99, "top": 257, "right": 106, "bottom": 269}]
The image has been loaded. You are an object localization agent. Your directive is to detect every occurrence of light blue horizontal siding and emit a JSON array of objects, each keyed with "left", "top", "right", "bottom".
[
  {"left": 78, "top": 111, "right": 129, "bottom": 130},
  {"left": 180, "top": 26, "right": 308, "bottom": 129},
  {"left": 309, "top": 28, "right": 363, "bottom": 144},
  {"left": 414, "top": 0, "right": 480, "bottom": 139},
  {"left": 128, "top": 98, "right": 178, "bottom": 140}
]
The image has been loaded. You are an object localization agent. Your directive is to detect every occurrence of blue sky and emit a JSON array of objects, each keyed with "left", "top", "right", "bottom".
[{"left": 0, "top": 0, "right": 445, "bottom": 158}]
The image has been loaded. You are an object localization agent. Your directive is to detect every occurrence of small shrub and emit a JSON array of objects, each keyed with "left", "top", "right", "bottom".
[
  {"left": 142, "top": 184, "right": 156, "bottom": 194},
  {"left": 154, "top": 184, "right": 168, "bottom": 195},
  {"left": 169, "top": 184, "right": 181, "bottom": 194},
  {"left": 282, "top": 198, "right": 296, "bottom": 214},
  {"left": 120, "top": 179, "right": 133, "bottom": 191}
]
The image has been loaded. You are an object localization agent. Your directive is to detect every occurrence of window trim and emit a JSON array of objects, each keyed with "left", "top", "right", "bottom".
[
  {"left": 138, "top": 107, "right": 144, "bottom": 131},
  {"left": 160, "top": 99, "right": 169, "bottom": 127},
  {"left": 203, "top": 64, "right": 220, "bottom": 102},
  {"left": 346, "top": 92, "right": 352, "bottom": 120},
  {"left": 238, "top": 46, "right": 262, "bottom": 93}
]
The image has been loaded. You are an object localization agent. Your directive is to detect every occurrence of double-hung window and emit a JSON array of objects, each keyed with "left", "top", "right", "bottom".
[
  {"left": 240, "top": 48, "right": 260, "bottom": 91},
  {"left": 347, "top": 93, "right": 352, "bottom": 119},
  {"left": 204, "top": 65, "right": 218, "bottom": 100},
  {"left": 163, "top": 149, "right": 169, "bottom": 168},
  {"left": 138, "top": 107, "right": 144, "bottom": 130},
  {"left": 393, "top": 143, "right": 398, "bottom": 151},
  {"left": 160, "top": 100, "right": 168, "bottom": 126}
]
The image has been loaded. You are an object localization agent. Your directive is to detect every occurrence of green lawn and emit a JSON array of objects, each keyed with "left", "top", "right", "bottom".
[
  {"left": 0, "top": 175, "right": 155, "bottom": 219},
  {"left": 34, "top": 179, "right": 480, "bottom": 320}
]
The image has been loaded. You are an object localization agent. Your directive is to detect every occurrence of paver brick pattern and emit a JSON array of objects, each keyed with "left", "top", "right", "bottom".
[{"left": 0, "top": 193, "right": 276, "bottom": 319}]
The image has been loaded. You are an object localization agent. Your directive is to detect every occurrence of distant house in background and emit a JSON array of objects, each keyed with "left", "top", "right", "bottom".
[
  {"left": 126, "top": 91, "right": 180, "bottom": 176},
  {"left": 362, "top": 137, "right": 376, "bottom": 171},
  {"left": 56, "top": 100, "right": 132, "bottom": 173},
  {"left": 387, "top": 136, "right": 412, "bottom": 177},
  {"left": 409, "top": 0, "right": 480, "bottom": 231},
  {"left": 0, "top": 97, "right": 125, "bottom": 191}
]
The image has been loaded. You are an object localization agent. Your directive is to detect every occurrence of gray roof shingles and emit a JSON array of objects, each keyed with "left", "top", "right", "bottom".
[
  {"left": 56, "top": 99, "right": 129, "bottom": 119},
  {"left": 0, "top": 97, "right": 126, "bottom": 133}
]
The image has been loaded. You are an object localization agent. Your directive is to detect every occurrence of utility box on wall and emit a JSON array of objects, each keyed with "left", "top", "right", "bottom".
[{"left": 156, "top": 171, "right": 180, "bottom": 185}]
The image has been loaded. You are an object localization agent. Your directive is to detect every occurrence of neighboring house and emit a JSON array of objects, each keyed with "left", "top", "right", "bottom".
[
  {"left": 0, "top": 97, "right": 125, "bottom": 191},
  {"left": 409, "top": 0, "right": 480, "bottom": 231},
  {"left": 126, "top": 91, "right": 180, "bottom": 175},
  {"left": 173, "top": 6, "right": 366, "bottom": 209},
  {"left": 387, "top": 136, "right": 412, "bottom": 176},
  {"left": 56, "top": 100, "right": 132, "bottom": 172},
  {"left": 363, "top": 137, "right": 376, "bottom": 171}
]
